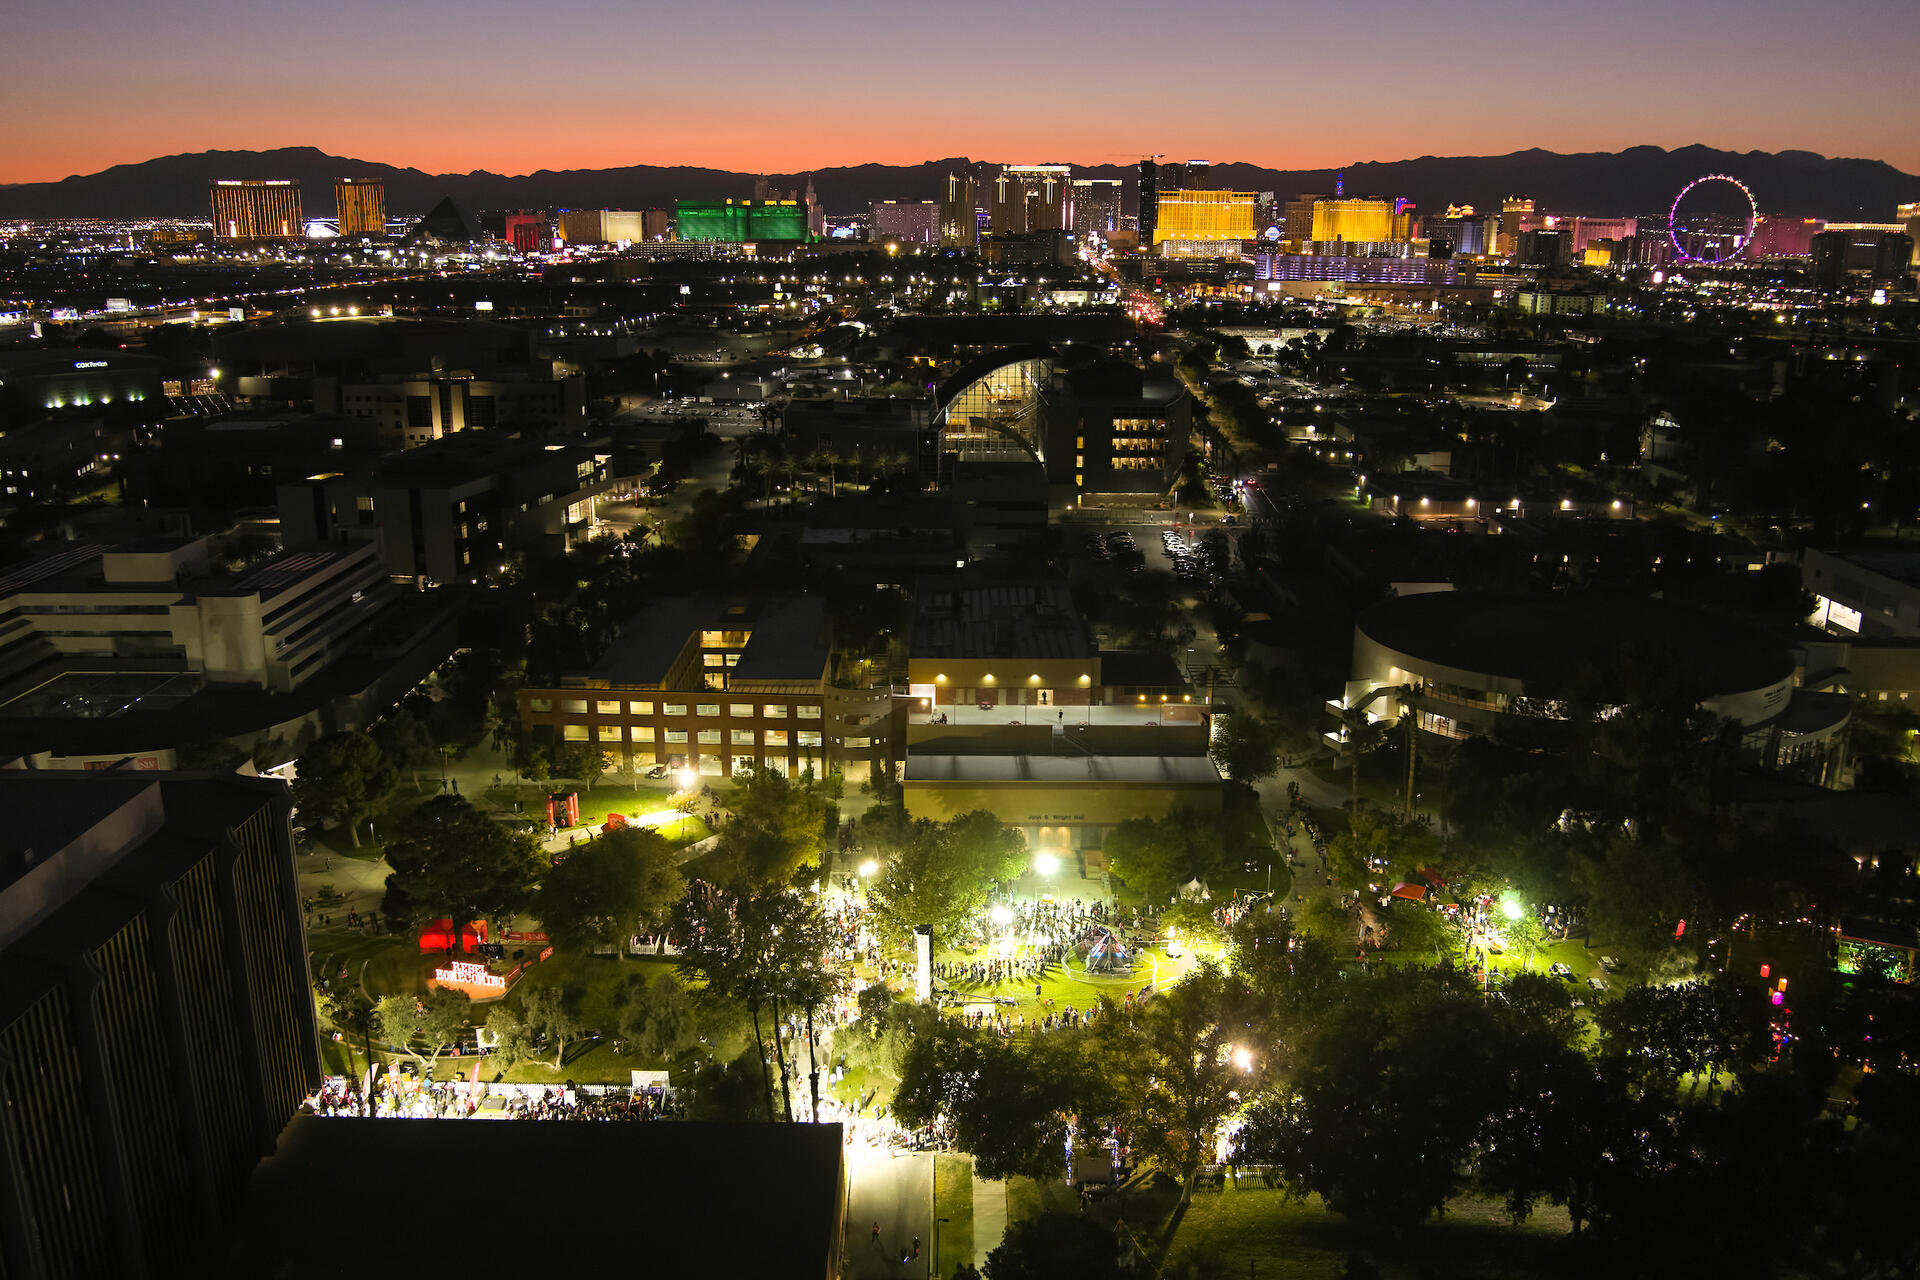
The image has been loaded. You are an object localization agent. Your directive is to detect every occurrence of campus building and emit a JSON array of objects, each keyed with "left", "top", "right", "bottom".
[
  {"left": 317, "top": 366, "right": 586, "bottom": 446},
  {"left": 209, "top": 180, "right": 303, "bottom": 241},
  {"left": 276, "top": 432, "right": 612, "bottom": 586},
  {"left": 930, "top": 348, "right": 1189, "bottom": 496},
  {"left": 902, "top": 579, "right": 1221, "bottom": 866},
  {"left": 515, "top": 596, "right": 894, "bottom": 786},
  {"left": 0, "top": 771, "right": 318, "bottom": 1280},
  {"left": 0, "top": 535, "right": 396, "bottom": 698},
  {"left": 1329, "top": 589, "right": 1851, "bottom": 786}
]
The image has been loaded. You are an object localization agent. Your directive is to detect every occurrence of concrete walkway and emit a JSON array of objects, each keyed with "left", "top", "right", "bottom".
[{"left": 972, "top": 1174, "right": 1008, "bottom": 1267}]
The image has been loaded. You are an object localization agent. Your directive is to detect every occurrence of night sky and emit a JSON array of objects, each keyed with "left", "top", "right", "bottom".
[{"left": 4, "top": 0, "right": 1914, "bottom": 182}]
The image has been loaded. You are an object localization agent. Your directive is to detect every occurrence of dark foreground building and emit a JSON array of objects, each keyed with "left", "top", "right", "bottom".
[
  {"left": 0, "top": 771, "right": 317, "bottom": 1279},
  {"left": 223, "top": 1118, "right": 847, "bottom": 1278}
]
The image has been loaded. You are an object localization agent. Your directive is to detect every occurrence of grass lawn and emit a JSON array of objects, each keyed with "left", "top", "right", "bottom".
[
  {"left": 1165, "top": 1182, "right": 1573, "bottom": 1280},
  {"left": 934, "top": 1155, "right": 972, "bottom": 1275}
]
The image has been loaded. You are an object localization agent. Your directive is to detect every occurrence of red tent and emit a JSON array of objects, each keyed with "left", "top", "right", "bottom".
[
  {"left": 602, "top": 812, "right": 629, "bottom": 835},
  {"left": 1389, "top": 882, "right": 1429, "bottom": 902},
  {"left": 418, "top": 919, "right": 488, "bottom": 953}
]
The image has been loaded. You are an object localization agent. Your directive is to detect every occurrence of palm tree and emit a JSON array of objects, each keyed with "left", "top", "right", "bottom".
[
  {"left": 1336, "top": 703, "right": 1388, "bottom": 811},
  {"left": 1401, "top": 683, "right": 1426, "bottom": 822}
]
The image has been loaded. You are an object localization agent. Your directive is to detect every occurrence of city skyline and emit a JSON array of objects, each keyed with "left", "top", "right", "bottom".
[{"left": 3, "top": 0, "right": 1916, "bottom": 183}]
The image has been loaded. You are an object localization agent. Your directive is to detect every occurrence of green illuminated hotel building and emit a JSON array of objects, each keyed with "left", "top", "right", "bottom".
[{"left": 673, "top": 199, "right": 812, "bottom": 242}]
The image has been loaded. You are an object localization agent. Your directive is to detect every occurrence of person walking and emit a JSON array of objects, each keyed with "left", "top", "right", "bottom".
[{"left": 872, "top": 1222, "right": 881, "bottom": 1246}]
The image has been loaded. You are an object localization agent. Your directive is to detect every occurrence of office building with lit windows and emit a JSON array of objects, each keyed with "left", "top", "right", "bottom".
[
  {"left": 333, "top": 179, "right": 385, "bottom": 238},
  {"left": 0, "top": 770, "right": 318, "bottom": 1280},
  {"left": 1071, "top": 180, "right": 1123, "bottom": 237},
  {"left": 871, "top": 200, "right": 939, "bottom": 243},
  {"left": 209, "top": 180, "right": 303, "bottom": 241},
  {"left": 990, "top": 165, "right": 1070, "bottom": 234},
  {"left": 515, "top": 595, "right": 893, "bottom": 785},
  {"left": 276, "top": 432, "right": 611, "bottom": 587}
]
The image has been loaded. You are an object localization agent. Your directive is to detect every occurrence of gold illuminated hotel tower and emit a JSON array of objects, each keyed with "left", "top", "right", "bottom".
[
  {"left": 209, "top": 179, "right": 303, "bottom": 240},
  {"left": 335, "top": 177, "right": 386, "bottom": 237}
]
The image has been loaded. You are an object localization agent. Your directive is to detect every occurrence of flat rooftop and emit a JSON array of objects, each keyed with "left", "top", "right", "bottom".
[
  {"left": 912, "top": 580, "right": 1091, "bottom": 661},
  {"left": 590, "top": 597, "right": 828, "bottom": 686},
  {"left": 904, "top": 754, "right": 1222, "bottom": 784},
  {"left": 223, "top": 1118, "right": 845, "bottom": 1279}
]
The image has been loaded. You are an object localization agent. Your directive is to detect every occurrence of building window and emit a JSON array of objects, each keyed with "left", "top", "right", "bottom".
[
  {"left": 729, "top": 703, "right": 754, "bottom": 717},
  {"left": 561, "top": 699, "right": 588, "bottom": 714},
  {"left": 697, "top": 729, "right": 721, "bottom": 745},
  {"left": 697, "top": 703, "right": 721, "bottom": 718},
  {"left": 629, "top": 700, "right": 653, "bottom": 715},
  {"left": 663, "top": 703, "right": 687, "bottom": 717},
  {"left": 596, "top": 700, "right": 621, "bottom": 714},
  {"left": 763, "top": 704, "right": 788, "bottom": 718},
  {"left": 797, "top": 730, "right": 823, "bottom": 747},
  {"left": 562, "top": 725, "right": 590, "bottom": 742},
  {"left": 665, "top": 729, "right": 689, "bottom": 744},
  {"left": 704, "top": 654, "right": 725, "bottom": 668},
  {"left": 846, "top": 736, "right": 871, "bottom": 748},
  {"left": 528, "top": 697, "right": 552, "bottom": 712},
  {"left": 699, "top": 754, "right": 723, "bottom": 777},
  {"left": 598, "top": 726, "right": 623, "bottom": 743},
  {"left": 765, "top": 729, "right": 790, "bottom": 748},
  {"left": 731, "top": 729, "right": 755, "bottom": 745},
  {"left": 631, "top": 727, "right": 655, "bottom": 742},
  {"left": 797, "top": 705, "right": 822, "bottom": 720},
  {"left": 733, "top": 755, "right": 756, "bottom": 775}
]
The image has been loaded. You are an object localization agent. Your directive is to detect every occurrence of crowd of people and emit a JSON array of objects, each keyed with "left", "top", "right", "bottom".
[{"left": 304, "top": 1078, "right": 679, "bottom": 1121}]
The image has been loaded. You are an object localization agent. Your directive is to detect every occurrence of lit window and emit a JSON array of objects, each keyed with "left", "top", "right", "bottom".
[
  {"left": 596, "top": 700, "right": 621, "bottom": 714},
  {"left": 797, "top": 705, "right": 822, "bottom": 720},
  {"left": 763, "top": 704, "right": 788, "bottom": 718},
  {"left": 561, "top": 699, "right": 587, "bottom": 714},
  {"left": 697, "top": 729, "right": 721, "bottom": 745},
  {"left": 765, "top": 729, "right": 790, "bottom": 748},
  {"left": 697, "top": 703, "right": 721, "bottom": 718},
  {"left": 597, "top": 726, "right": 623, "bottom": 743},
  {"left": 664, "top": 729, "right": 689, "bottom": 744},
  {"left": 663, "top": 703, "right": 688, "bottom": 717},
  {"left": 628, "top": 700, "right": 653, "bottom": 715},
  {"left": 528, "top": 697, "right": 552, "bottom": 713},
  {"left": 732, "top": 729, "right": 756, "bottom": 745},
  {"left": 797, "top": 730, "right": 823, "bottom": 747},
  {"left": 729, "top": 703, "right": 754, "bottom": 717},
  {"left": 562, "top": 725, "right": 590, "bottom": 742}
]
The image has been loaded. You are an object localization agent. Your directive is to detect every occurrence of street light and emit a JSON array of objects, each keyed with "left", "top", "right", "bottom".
[
  {"left": 1034, "top": 852, "right": 1060, "bottom": 877},
  {"left": 859, "top": 859, "right": 878, "bottom": 879},
  {"left": 1501, "top": 897, "right": 1524, "bottom": 922}
]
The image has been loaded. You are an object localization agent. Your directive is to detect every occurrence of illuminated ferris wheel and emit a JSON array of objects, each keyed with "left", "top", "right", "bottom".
[{"left": 1667, "top": 174, "right": 1758, "bottom": 264}]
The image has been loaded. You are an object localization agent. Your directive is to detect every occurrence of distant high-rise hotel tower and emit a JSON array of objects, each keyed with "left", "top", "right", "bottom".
[
  {"left": 940, "top": 172, "right": 980, "bottom": 247},
  {"left": 335, "top": 178, "right": 386, "bottom": 237},
  {"left": 209, "top": 179, "right": 303, "bottom": 240}
]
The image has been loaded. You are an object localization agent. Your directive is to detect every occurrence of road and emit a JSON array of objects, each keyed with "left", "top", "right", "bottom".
[{"left": 844, "top": 1145, "right": 934, "bottom": 1280}]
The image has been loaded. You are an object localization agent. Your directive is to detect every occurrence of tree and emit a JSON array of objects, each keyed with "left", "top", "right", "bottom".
[
  {"left": 535, "top": 826, "right": 687, "bottom": 957},
  {"left": 1236, "top": 973, "right": 1508, "bottom": 1231},
  {"left": 866, "top": 813, "right": 1025, "bottom": 948},
  {"left": 617, "top": 972, "right": 697, "bottom": 1059},
  {"left": 521, "top": 983, "right": 585, "bottom": 1071},
  {"left": 894, "top": 1018, "right": 1086, "bottom": 1182},
  {"left": 381, "top": 795, "right": 542, "bottom": 935},
  {"left": 984, "top": 1214, "right": 1123, "bottom": 1280},
  {"left": 1102, "top": 807, "right": 1242, "bottom": 901},
  {"left": 676, "top": 886, "right": 840, "bottom": 1121},
  {"left": 1208, "top": 710, "right": 1279, "bottom": 787},
  {"left": 375, "top": 988, "right": 471, "bottom": 1077},
  {"left": 707, "top": 766, "right": 833, "bottom": 889},
  {"left": 1096, "top": 962, "right": 1247, "bottom": 1202},
  {"left": 294, "top": 731, "right": 398, "bottom": 847},
  {"left": 483, "top": 1006, "right": 536, "bottom": 1070},
  {"left": 371, "top": 709, "right": 438, "bottom": 792}
]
